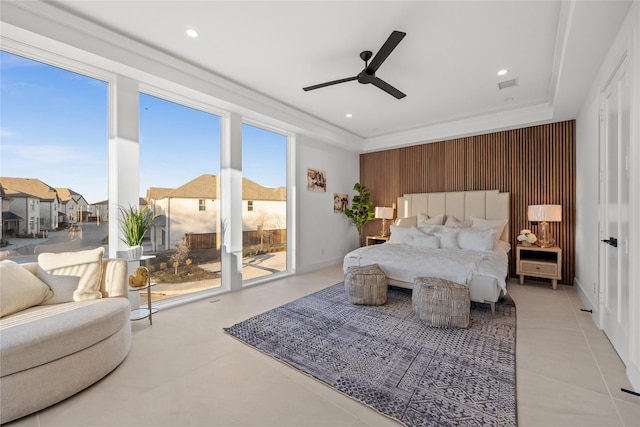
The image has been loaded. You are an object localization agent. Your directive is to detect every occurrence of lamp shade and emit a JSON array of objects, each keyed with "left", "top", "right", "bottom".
[
  {"left": 528, "top": 205, "right": 562, "bottom": 222},
  {"left": 374, "top": 206, "right": 394, "bottom": 220}
]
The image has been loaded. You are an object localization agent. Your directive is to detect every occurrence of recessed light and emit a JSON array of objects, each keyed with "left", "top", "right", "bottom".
[
  {"left": 186, "top": 28, "right": 199, "bottom": 38},
  {"left": 346, "top": 113, "right": 353, "bottom": 118},
  {"left": 497, "top": 69, "right": 508, "bottom": 76}
]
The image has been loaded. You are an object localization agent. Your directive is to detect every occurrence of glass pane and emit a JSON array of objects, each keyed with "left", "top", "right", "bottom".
[
  {"left": 139, "top": 93, "right": 221, "bottom": 303},
  {"left": 0, "top": 51, "right": 108, "bottom": 262},
  {"left": 241, "top": 123, "right": 287, "bottom": 280}
]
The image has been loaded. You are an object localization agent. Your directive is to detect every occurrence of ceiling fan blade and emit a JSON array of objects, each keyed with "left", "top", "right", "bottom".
[
  {"left": 367, "top": 30, "right": 406, "bottom": 73},
  {"left": 371, "top": 77, "right": 406, "bottom": 99},
  {"left": 303, "top": 76, "right": 357, "bottom": 92}
]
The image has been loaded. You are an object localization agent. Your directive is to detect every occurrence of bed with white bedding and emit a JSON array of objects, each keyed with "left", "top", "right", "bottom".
[{"left": 342, "top": 190, "right": 510, "bottom": 313}]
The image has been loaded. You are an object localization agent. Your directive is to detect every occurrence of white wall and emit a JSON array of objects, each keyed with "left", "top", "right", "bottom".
[
  {"left": 297, "top": 135, "right": 360, "bottom": 273},
  {"left": 575, "top": 2, "right": 640, "bottom": 390}
]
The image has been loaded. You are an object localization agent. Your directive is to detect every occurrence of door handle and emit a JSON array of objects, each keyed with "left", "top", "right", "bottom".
[{"left": 601, "top": 237, "right": 618, "bottom": 247}]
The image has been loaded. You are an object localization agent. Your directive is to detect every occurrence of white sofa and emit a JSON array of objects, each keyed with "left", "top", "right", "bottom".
[{"left": 0, "top": 252, "right": 131, "bottom": 424}]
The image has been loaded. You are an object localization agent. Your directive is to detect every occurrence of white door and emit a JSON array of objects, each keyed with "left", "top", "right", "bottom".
[{"left": 599, "top": 55, "right": 630, "bottom": 363}]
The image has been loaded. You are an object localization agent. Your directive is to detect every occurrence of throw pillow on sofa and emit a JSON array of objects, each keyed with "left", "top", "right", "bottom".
[
  {"left": 37, "top": 247, "right": 105, "bottom": 304},
  {"left": 0, "top": 260, "right": 54, "bottom": 317}
]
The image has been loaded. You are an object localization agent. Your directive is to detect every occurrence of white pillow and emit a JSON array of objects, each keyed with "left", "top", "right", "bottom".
[
  {"left": 401, "top": 226, "right": 428, "bottom": 245},
  {"left": 457, "top": 228, "right": 497, "bottom": 251},
  {"left": 394, "top": 216, "right": 417, "bottom": 227},
  {"left": 389, "top": 225, "right": 414, "bottom": 243},
  {"left": 418, "top": 224, "right": 443, "bottom": 234},
  {"left": 470, "top": 216, "right": 508, "bottom": 240},
  {"left": 409, "top": 234, "right": 440, "bottom": 249},
  {"left": 444, "top": 215, "right": 471, "bottom": 228},
  {"left": 435, "top": 230, "right": 459, "bottom": 250},
  {"left": 0, "top": 260, "right": 54, "bottom": 317},
  {"left": 418, "top": 213, "right": 444, "bottom": 226},
  {"left": 37, "top": 247, "right": 105, "bottom": 304}
]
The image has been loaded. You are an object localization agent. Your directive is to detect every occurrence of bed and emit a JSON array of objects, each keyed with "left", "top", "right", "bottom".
[{"left": 343, "top": 190, "right": 510, "bottom": 313}]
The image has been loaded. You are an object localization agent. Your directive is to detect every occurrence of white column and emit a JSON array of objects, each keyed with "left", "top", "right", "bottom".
[
  {"left": 108, "top": 75, "right": 140, "bottom": 308},
  {"left": 221, "top": 113, "right": 243, "bottom": 291}
]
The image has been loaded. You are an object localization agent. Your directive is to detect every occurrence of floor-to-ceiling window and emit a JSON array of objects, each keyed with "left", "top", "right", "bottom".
[
  {"left": 0, "top": 48, "right": 292, "bottom": 301},
  {"left": 241, "top": 123, "right": 287, "bottom": 281},
  {"left": 138, "top": 92, "right": 222, "bottom": 302},
  {"left": 0, "top": 51, "right": 108, "bottom": 262}
]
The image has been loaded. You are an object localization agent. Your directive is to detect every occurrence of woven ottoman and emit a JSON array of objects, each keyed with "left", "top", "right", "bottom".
[
  {"left": 412, "top": 277, "right": 470, "bottom": 328},
  {"left": 344, "top": 264, "right": 387, "bottom": 305}
]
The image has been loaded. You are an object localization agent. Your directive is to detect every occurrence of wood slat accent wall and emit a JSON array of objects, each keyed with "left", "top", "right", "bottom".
[{"left": 360, "top": 120, "right": 576, "bottom": 286}]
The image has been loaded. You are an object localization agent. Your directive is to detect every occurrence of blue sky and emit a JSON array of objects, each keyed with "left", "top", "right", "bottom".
[{"left": 1, "top": 51, "right": 286, "bottom": 204}]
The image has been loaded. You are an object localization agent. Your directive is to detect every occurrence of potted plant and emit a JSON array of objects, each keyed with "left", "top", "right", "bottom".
[
  {"left": 344, "top": 183, "right": 375, "bottom": 247},
  {"left": 119, "top": 204, "right": 157, "bottom": 259}
]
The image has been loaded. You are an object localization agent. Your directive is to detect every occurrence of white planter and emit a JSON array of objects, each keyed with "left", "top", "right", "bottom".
[{"left": 128, "top": 245, "right": 143, "bottom": 260}]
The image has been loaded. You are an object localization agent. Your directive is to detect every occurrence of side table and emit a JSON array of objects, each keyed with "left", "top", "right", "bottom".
[
  {"left": 125, "top": 255, "right": 158, "bottom": 325},
  {"left": 366, "top": 235, "right": 389, "bottom": 246},
  {"left": 516, "top": 245, "right": 562, "bottom": 290}
]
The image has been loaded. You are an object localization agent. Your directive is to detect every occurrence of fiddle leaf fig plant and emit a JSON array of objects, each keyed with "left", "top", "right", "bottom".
[{"left": 344, "top": 183, "right": 375, "bottom": 247}]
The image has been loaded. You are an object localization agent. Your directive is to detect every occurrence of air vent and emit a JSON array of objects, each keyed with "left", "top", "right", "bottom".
[{"left": 498, "top": 78, "right": 518, "bottom": 90}]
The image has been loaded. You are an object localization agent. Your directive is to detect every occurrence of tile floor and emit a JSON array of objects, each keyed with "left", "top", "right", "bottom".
[{"left": 6, "top": 264, "right": 640, "bottom": 426}]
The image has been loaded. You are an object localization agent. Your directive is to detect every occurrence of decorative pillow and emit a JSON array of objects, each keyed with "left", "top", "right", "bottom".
[
  {"left": 409, "top": 233, "right": 440, "bottom": 249},
  {"left": 470, "top": 216, "right": 508, "bottom": 240},
  {"left": 389, "top": 225, "right": 414, "bottom": 243},
  {"left": 418, "top": 224, "right": 443, "bottom": 234},
  {"left": 394, "top": 216, "right": 417, "bottom": 227},
  {"left": 0, "top": 260, "right": 54, "bottom": 317},
  {"left": 435, "top": 230, "right": 459, "bottom": 250},
  {"left": 37, "top": 247, "right": 105, "bottom": 304},
  {"left": 400, "top": 226, "right": 427, "bottom": 245},
  {"left": 418, "top": 213, "right": 444, "bottom": 226},
  {"left": 444, "top": 215, "right": 471, "bottom": 228},
  {"left": 457, "top": 228, "right": 497, "bottom": 251}
]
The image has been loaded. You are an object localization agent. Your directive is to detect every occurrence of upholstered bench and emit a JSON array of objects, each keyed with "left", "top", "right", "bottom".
[
  {"left": 344, "top": 264, "right": 387, "bottom": 305},
  {"left": 412, "top": 277, "right": 470, "bottom": 328}
]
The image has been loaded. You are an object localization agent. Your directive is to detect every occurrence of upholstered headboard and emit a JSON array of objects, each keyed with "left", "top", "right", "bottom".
[{"left": 397, "top": 189, "right": 510, "bottom": 242}]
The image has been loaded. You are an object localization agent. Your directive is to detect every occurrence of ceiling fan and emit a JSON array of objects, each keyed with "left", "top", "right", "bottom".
[{"left": 303, "top": 30, "right": 407, "bottom": 99}]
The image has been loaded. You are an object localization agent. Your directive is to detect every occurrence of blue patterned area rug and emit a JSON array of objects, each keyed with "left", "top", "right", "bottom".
[{"left": 224, "top": 283, "right": 517, "bottom": 427}]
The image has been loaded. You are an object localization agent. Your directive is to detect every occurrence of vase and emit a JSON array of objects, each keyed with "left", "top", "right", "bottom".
[
  {"left": 128, "top": 245, "right": 143, "bottom": 260},
  {"left": 521, "top": 241, "right": 532, "bottom": 247}
]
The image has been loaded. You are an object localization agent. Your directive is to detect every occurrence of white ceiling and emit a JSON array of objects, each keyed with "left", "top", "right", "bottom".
[{"left": 12, "top": 1, "right": 635, "bottom": 149}]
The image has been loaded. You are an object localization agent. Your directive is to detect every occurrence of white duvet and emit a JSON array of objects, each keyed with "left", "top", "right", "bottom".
[{"left": 343, "top": 243, "right": 509, "bottom": 293}]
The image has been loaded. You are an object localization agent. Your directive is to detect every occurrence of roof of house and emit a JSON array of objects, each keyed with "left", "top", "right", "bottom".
[
  {"left": 0, "top": 177, "right": 60, "bottom": 202},
  {"left": 147, "top": 187, "right": 175, "bottom": 201},
  {"left": 55, "top": 188, "right": 85, "bottom": 203},
  {"left": 150, "top": 174, "right": 285, "bottom": 201}
]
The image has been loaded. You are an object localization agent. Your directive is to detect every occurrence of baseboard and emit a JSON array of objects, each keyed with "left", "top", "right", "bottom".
[
  {"left": 574, "top": 277, "right": 601, "bottom": 328},
  {"left": 628, "top": 362, "right": 640, "bottom": 392},
  {"left": 297, "top": 257, "right": 343, "bottom": 274}
]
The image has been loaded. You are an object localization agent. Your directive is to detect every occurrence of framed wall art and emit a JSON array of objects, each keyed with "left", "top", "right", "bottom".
[{"left": 307, "top": 168, "right": 326, "bottom": 192}]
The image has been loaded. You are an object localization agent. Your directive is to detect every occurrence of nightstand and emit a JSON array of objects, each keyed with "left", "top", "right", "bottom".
[
  {"left": 366, "top": 235, "right": 389, "bottom": 246},
  {"left": 516, "top": 245, "right": 562, "bottom": 289}
]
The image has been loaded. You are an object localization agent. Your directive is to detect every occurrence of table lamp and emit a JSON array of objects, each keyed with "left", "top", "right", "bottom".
[
  {"left": 374, "top": 207, "right": 394, "bottom": 237},
  {"left": 527, "top": 204, "right": 562, "bottom": 248}
]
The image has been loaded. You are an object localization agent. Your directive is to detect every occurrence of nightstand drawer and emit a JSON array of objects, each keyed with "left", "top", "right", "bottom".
[{"left": 520, "top": 261, "right": 557, "bottom": 276}]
